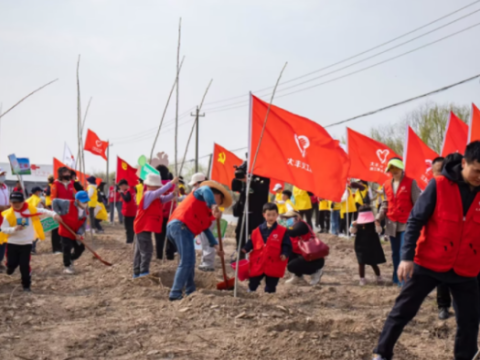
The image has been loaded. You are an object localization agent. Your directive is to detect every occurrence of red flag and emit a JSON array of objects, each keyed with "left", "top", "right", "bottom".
[
  {"left": 53, "top": 158, "right": 88, "bottom": 185},
  {"left": 469, "top": 103, "right": 480, "bottom": 143},
  {"left": 248, "top": 95, "right": 349, "bottom": 202},
  {"left": 404, "top": 126, "right": 439, "bottom": 190},
  {"left": 441, "top": 112, "right": 468, "bottom": 156},
  {"left": 347, "top": 128, "right": 401, "bottom": 184},
  {"left": 116, "top": 157, "right": 138, "bottom": 187},
  {"left": 269, "top": 179, "right": 285, "bottom": 194},
  {"left": 211, "top": 143, "right": 243, "bottom": 189},
  {"left": 84, "top": 129, "right": 109, "bottom": 160}
]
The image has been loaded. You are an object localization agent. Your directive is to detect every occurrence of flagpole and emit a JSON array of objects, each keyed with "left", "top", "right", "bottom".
[
  {"left": 106, "top": 141, "right": 110, "bottom": 222},
  {"left": 234, "top": 62, "right": 288, "bottom": 298}
]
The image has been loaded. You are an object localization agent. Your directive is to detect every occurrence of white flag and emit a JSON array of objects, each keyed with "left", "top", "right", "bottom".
[{"left": 63, "top": 143, "right": 75, "bottom": 168}]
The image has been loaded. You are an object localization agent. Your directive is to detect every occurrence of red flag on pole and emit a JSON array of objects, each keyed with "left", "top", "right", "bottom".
[
  {"left": 53, "top": 158, "right": 88, "bottom": 185},
  {"left": 404, "top": 126, "right": 439, "bottom": 190},
  {"left": 248, "top": 95, "right": 349, "bottom": 202},
  {"left": 269, "top": 179, "right": 285, "bottom": 194},
  {"left": 441, "top": 112, "right": 468, "bottom": 156},
  {"left": 347, "top": 128, "right": 400, "bottom": 184},
  {"left": 84, "top": 129, "right": 109, "bottom": 160},
  {"left": 469, "top": 103, "right": 480, "bottom": 143},
  {"left": 211, "top": 143, "right": 243, "bottom": 189},
  {"left": 116, "top": 157, "right": 138, "bottom": 187}
]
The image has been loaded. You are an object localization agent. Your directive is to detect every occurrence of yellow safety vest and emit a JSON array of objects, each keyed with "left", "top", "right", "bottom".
[
  {"left": 275, "top": 193, "right": 287, "bottom": 214},
  {"left": 95, "top": 203, "right": 108, "bottom": 221},
  {"left": 293, "top": 187, "right": 312, "bottom": 211},
  {"left": 341, "top": 188, "right": 357, "bottom": 219},
  {"left": 332, "top": 202, "right": 342, "bottom": 211},
  {"left": 319, "top": 200, "right": 331, "bottom": 211},
  {"left": 87, "top": 185, "right": 98, "bottom": 208},
  {"left": 45, "top": 184, "right": 52, "bottom": 207},
  {"left": 355, "top": 189, "right": 368, "bottom": 206},
  {"left": 26, "top": 194, "right": 42, "bottom": 208},
  {"left": 0, "top": 204, "right": 45, "bottom": 244},
  {"left": 376, "top": 186, "right": 385, "bottom": 207},
  {"left": 135, "top": 184, "right": 144, "bottom": 206}
]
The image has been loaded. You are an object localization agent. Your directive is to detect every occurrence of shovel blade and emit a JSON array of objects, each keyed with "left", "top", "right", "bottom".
[{"left": 217, "top": 278, "right": 235, "bottom": 291}]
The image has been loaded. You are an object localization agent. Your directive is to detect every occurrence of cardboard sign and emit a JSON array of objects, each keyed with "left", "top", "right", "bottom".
[
  {"left": 139, "top": 163, "right": 159, "bottom": 181},
  {"left": 41, "top": 217, "right": 59, "bottom": 232}
]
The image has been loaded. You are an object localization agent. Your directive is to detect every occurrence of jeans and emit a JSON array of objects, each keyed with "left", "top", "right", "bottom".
[
  {"left": 168, "top": 221, "right": 196, "bottom": 299},
  {"left": 109, "top": 202, "right": 124, "bottom": 224},
  {"left": 389, "top": 232, "right": 405, "bottom": 285},
  {"left": 374, "top": 270, "right": 479, "bottom": 360},
  {"left": 330, "top": 210, "right": 340, "bottom": 235}
]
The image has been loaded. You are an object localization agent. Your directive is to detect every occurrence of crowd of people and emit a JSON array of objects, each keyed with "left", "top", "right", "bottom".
[{"left": 1, "top": 141, "right": 480, "bottom": 360}]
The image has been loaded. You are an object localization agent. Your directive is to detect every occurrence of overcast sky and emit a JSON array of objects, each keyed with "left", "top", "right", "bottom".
[{"left": 1, "top": 0, "right": 479, "bottom": 175}]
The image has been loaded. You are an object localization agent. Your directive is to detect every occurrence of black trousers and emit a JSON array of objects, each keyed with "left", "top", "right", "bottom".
[
  {"left": 155, "top": 219, "right": 176, "bottom": 260},
  {"left": 340, "top": 213, "right": 354, "bottom": 234},
  {"left": 51, "top": 228, "right": 62, "bottom": 253},
  {"left": 124, "top": 216, "right": 135, "bottom": 244},
  {"left": 437, "top": 283, "right": 452, "bottom": 309},
  {"left": 248, "top": 274, "right": 280, "bottom": 293},
  {"left": 374, "top": 271, "right": 479, "bottom": 360},
  {"left": 287, "top": 252, "right": 324, "bottom": 277},
  {"left": 89, "top": 207, "right": 102, "bottom": 231},
  {"left": 61, "top": 236, "right": 85, "bottom": 267},
  {"left": 299, "top": 209, "right": 313, "bottom": 228},
  {"left": 318, "top": 210, "right": 330, "bottom": 232},
  {"left": 312, "top": 206, "right": 319, "bottom": 227},
  {"left": 6, "top": 243, "right": 32, "bottom": 289}
]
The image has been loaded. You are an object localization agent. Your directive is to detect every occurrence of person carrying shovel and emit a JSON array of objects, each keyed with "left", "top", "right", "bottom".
[{"left": 167, "top": 180, "right": 232, "bottom": 301}]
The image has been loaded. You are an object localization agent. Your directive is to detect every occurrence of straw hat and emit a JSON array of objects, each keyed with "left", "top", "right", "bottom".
[
  {"left": 144, "top": 174, "right": 162, "bottom": 187},
  {"left": 280, "top": 210, "right": 301, "bottom": 218},
  {"left": 200, "top": 180, "right": 232, "bottom": 208}
]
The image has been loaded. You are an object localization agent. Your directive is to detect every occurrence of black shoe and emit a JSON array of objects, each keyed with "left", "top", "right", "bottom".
[
  {"left": 438, "top": 307, "right": 450, "bottom": 320},
  {"left": 23, "top": 287, "right": 31, "bottom": 293},
  {"left": 169, "top": 296, "right": 183, "bottom": 302}
]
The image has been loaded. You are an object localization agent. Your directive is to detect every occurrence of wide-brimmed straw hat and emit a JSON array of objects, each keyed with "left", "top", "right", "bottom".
[
  {"left": 200, "top": 180, "right": 232, "bottom": 208},
  {"left": 144, "top": 174, "right": 162, "bottom": 187},
  {"left": 280, "top": 210, "right": 301, "bottom": 218}
]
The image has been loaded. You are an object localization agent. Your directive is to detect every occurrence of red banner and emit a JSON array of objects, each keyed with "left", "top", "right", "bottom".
[
  {"left": 211, "top": 143, "right": 243, "bottom": 189},
  {"left": 84, "top": 129, "right": 109, "bottom": 161},
  {"left": 404, "top": 126, "right": 439, "bottom": 190},
  {"left": 469, "top": 103, "right": 480, "bottom": 143},
  {"left": 347, "top": 128, "right": 400, "bottom": 184},
  {"left": 269, "top": 179, "right": 285, "bottom": 194},
  {"left": 116, "top": 157, "right": 138, "bottom": 187},
  {"left": 248, "top": 95, "right": 349, "bottom": 202},
  {"left": 441, "top": 112, "right": 468, "bottom": 156},
  {"left": 53, "top": 158, "right": 88, "bottom": 185}
]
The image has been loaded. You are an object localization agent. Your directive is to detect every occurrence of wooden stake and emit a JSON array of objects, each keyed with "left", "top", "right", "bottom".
[
  {"left": 174, "top": 17, "right": 182, "bottom": 176},
  {"left": 76, "top": 97, "right": 92, "bottom": 169}
]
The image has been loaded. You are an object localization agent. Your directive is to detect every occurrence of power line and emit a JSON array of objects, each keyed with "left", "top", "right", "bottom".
[{"left": 202, "top": 0, "right": 480, "bottom": 106}]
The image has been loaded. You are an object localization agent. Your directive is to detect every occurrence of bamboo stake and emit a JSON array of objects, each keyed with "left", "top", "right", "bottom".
[
  {"left": 0, "top": 79, "right": 59, "bottom": 120},
  {"left": 178, "top": 79, "right": 213, "bottom": 175},
  {"left": 76, "top": 97, "right": 92, "bottom": 169},
  {"left": 149, "top": 56, "right": 185, "bottom": 161},
  {"left": 233, "top": 62, "right": 288, "bottom": 298},
  {"left": 174, "top": 17, "right": 182, "bottom": 176}
]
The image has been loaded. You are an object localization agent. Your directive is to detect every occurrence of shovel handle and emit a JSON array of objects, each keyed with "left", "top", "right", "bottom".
[{"left": 216, "top": 218, "right": 228, "bottom": 284}]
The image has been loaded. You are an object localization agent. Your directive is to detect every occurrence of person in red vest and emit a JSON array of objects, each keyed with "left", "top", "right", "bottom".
[
  {"left": 373, "top": 142, "right": 480, "bottom": 360},
  {"left": 242, "top": 202, "right": 292, "bottom": 293},
  {"left": 52, "top": 191, "right": 90, "bottom": 275},
  {"left": 133, "top": 174, "right": 178, "bottom": 279},
  {"left": 375, "top": 158, "right": 420, "bottom": 286},
  {"left": 168, "top": 180, "right": 231, "bottom": 301},
  {"left": 50, "top": 166, "right": 76, "bottom": 254},
  {"left": 118, "top": 179, "right": 137, "bottom": 244},
  {"left": 108, "top": 184, "right": 123, "bottom": 224}
]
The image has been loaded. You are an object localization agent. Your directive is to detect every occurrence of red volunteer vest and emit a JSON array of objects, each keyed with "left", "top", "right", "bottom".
[
  {"left": 59, "top": 201, "right": 87, "bottom": 240},
  {"left": 55, "top": 180, "right": 75, "bottom": 200},
  {"left": 134, "top": 196, "right": 163, "bottom": 234},
  {"left": 249, "top": 225, "right": 288, "bottom": 278},
  {"left": 169, "top": 193, "right": 214, "bottom": 236},
  {"left": 121, "top": 188, "right": 138, "bottom": 217},
  {"left": 384, "top": 176, "right": 414, "bottom": 224},
  {"left": 415, "top": 176, "right": 480, "bottom": 277}
]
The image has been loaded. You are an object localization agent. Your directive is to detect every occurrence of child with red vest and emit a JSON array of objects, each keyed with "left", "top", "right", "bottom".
[
  {"left": 168, "top": 180, "right": 232, "bottom": 301},
  {"left": 375, "top": 158, "right": 420, "bottom": 286},
  {"left": 53, "top": 191, "right": 90, "bottom": 274},
  {"left": 118, "top": 179, "right": 137, "bottom": 244},
  {"left": 373, "top": 142, "right": 480, "bottom": 360},
  {"left": 242, "top": 202, "right": 292, "bottom": 293},
  {"left": 133, "top": 174, "right": 178, "bottom": 278}
]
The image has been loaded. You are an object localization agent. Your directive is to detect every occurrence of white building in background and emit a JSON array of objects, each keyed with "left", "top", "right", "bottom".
[{"left": 0, "top": 162, "right": 53, "bottom": 195}]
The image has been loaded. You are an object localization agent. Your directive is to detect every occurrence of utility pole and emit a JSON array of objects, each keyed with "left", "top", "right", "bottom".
[{"left": 191, "top": 106, "right": 205, "bottom": 172}]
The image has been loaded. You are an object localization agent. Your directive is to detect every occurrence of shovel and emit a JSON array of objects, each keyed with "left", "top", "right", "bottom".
[{"left": 216, "top": 218, "right": 235, "bottom": 291}]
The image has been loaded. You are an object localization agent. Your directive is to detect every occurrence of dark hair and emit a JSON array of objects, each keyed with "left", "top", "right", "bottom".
[
  {"left": 263, "top": 202, "right": 278, "bottom": 214},
  {"left": 210, "top": 187, "right": 224, "bottom": 198},
  {"left": 118, "top": 179, "right": 128, "bottom": 186},
  {"left": 432, "top": 157, "right": 445, "bottom": 165},
  {"left": 282, "top": 189, "right": 292, "bottom": 198},
  {"left": 156, "top": 165, "right": 170, "bottom": 180},
  {"left": 138, "top": 179, "right": 144, "bottom": 184},
  {"left": 464, "top": 141, "right": 480, "bottom": 164},
  {"left": 57, "top": 166, "right": 70, "bottom": 180}
]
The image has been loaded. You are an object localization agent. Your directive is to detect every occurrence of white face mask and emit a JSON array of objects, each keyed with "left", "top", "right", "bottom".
[{"left": 0, "top": 175, "right": 6, "bottom": 184}]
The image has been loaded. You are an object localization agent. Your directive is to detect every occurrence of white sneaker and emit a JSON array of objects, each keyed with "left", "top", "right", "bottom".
[
  {"left": 63, "top": 266, "right": 75, "bottom": 275},
  {"left": 373, "top": 356, "right": 386, "bottom": 360},
  {"left": 310, "top": 269, "right": 324, "bottom": 286},
  {"left": 286, "top": 275, "right": 307, "bottom": 285},
  {"left": 359, "top": 278, "right": 367, "bottom": 286}
]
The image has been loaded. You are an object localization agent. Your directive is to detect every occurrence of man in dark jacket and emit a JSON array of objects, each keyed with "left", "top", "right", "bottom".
[{"left": 373, "top": 142, "right": 480, "bottom": 360}]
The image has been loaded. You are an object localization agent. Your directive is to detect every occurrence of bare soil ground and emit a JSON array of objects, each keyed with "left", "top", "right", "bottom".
[{"left": 0, "top": 224, "right": 456, "bottom": 360}]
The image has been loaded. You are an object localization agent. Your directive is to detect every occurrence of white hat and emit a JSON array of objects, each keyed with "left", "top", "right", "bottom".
[
  {"left": 189, "top": 172, "right": 206, "bottom": 186},
  {"left": 144, "top": 174, "right": 162, "bottom": 187},
  {"left": 273, "top": 183, "right": 283, "bottom": 192},
  {"left": 0, "top": 168, "right": 6, "bottom": 175}
]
